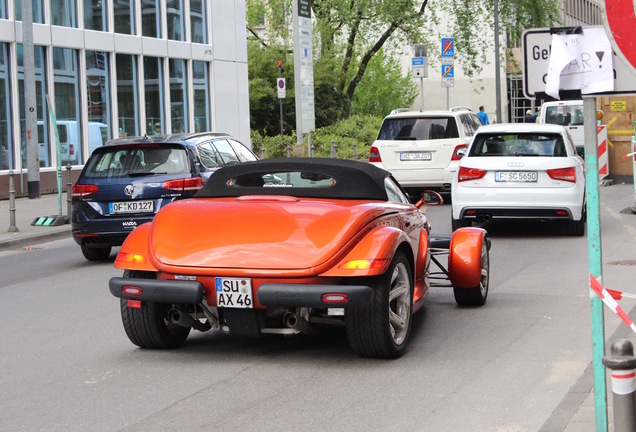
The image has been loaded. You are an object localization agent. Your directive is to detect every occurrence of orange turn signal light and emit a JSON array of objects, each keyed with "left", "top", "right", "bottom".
[
  {"left": 339, "top": 259, "right": 388, "bottom": 270},
  {"left": 115, "top": 252, "right": 147, "bottom": 265}
]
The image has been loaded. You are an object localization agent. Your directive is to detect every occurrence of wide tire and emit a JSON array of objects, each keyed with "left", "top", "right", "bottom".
[
  {"left": 120, "top": 270, "right": 190, "bottom": 349},
  {"left": 566, "top": 218, "right": 585, "bottom": 236},
  {"left": 81, "top": 243, "right": 112, "bottom": 261},
  {"left": 453, "top": 237, "right": 489, "bottom": 306},
  {"left": 451, "top": 216, "right": 471, "bottom": 231},
  {"left": 346, "top": 251, "right": 413, "bottom": 359}
]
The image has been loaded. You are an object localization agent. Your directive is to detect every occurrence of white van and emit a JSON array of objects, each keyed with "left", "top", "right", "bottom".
[
  {"left": 38, "top": 120, "right": 108, "bottom": 167},
  {"left": 538, "top": 100, "right": 584, "bottom": 156}
]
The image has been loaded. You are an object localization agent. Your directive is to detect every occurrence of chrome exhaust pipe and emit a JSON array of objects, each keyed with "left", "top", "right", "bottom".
[{"left": 283, "top": 311, "right": 312, "bottom": 333}]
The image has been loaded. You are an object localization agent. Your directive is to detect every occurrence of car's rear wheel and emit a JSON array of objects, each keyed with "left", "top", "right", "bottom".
[
  {"left": 566, "top": 218, "right": 585, "bottom": 236},
  {"left": 451, "top": 216, "right": 471, "bottom": 231},
  {"left": 453, "top": 238, "right": 489, "bottom": 306},
  {"left": 120, "top": 270, "right": 190, "bottom": 349},
  {"left": 345, "top": 251, "right": 413, "bottom": 359},
  {"left": 80, "top": 243, "right": 112, "bottom": 261}
]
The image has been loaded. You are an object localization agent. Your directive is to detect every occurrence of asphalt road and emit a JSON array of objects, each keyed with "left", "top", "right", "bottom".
[{"left": 1, "top": 185, "right": 635, "bottom": 431}]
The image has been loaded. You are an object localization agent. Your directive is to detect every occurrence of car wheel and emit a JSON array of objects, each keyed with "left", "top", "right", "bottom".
[
  {"left": 453, "top": 237, "right": 489, "bottom": 306},
  {"left": 345, "top": 251, "right": 413, "bottom": 359},
  {"left": 566, "top": 218, "right": 585, "bottom": 236},
  {"left": 120, "top": 270, "right": 190, "bottom": 349},
  {"left": 81, "top": 243, "right": 112, "bottom": 261},
  {"left": 451, "top": 216, "right": 471, "bottom": 231}
]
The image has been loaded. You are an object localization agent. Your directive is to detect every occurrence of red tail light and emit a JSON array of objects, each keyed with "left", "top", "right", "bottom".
[
  {"left": 69, "top": 144, "right": 74, "bottom": 156},
  {"left": 547, "top": 167, "right": 576, "bottom": 183},
  {"left": 458, "top": 167, "right": 487, "bottom": 182},
  {"left": 451, "top": 144, "right": 468, "bottom": 161},
  {"left": 162, "top": 177, "right": 205, "bottom": 192},
  {"left": 369, "top": 146, "right": 382, "bottom": 163},
  {"left": 72, "top": 183, "right": 99, "bottom": 197}
]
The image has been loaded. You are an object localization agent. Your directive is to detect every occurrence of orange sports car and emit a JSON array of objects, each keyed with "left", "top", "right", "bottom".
[{"left": 109, "top": 158, "right": 489, "bottom": 358}]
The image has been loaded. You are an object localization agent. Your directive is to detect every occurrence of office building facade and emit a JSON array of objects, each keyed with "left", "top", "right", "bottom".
[{"left": 0, "top": 0, "right": 249, "bottom": 195}]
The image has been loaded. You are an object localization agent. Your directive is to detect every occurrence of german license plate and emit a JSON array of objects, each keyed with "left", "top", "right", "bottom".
[
  {"left": 215, "top": 278, "right": 253, "bottom": 308},
  {"left": 109, "top": 201, "right": 154, "bottom": 214},
  {"left": 495, "top": 171, "right": 538, "bottom": 182},
  {"left": 400, "top": 152, "right": 432, "bottom": 161}
]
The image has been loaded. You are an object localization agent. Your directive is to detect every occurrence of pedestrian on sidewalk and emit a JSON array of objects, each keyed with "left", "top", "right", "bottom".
[{"left": 477, "top": 106, "right": 489, "bottom": 125}]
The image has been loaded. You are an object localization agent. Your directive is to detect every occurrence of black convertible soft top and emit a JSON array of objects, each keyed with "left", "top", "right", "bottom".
[{"left": 196, "top": 158, "right": 395, "bottom": 200}]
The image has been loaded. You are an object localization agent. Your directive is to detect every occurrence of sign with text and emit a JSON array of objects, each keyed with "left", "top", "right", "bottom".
[{"left": 523, "top": 27, "right": 636, "bottom": 98}]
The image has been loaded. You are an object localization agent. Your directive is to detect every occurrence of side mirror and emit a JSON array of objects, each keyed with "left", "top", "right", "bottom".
[
  {"left": 456, "top": 147, "right": 467, "bottom": 158},
  {"left": 415, "top": 190, "right": 443, "bottom": 208}
]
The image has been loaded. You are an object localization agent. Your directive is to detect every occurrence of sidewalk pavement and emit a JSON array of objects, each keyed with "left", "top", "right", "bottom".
[
  {"left": 0, "top": 192, "right": 72, "bottom": 250},
  {"left": 2, "top": 186, "right": 636, "bottom": 431}
]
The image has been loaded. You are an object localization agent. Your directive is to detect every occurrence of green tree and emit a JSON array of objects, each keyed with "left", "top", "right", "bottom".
[{"left": 247, "top": 0, "right": 561, "bottom": 123}]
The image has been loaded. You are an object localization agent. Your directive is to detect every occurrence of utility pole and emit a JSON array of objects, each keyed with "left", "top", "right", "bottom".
[
  {"left": 22, "top": 0, "right": 40, "bottom": 198},
  {"left": 494, "top": 0, "right": 502, "bottom": 123}
]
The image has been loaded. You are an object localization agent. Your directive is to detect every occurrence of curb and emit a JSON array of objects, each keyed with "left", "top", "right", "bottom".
[{"left": 0, "top": 229, "right": 71, "bottom": 250}]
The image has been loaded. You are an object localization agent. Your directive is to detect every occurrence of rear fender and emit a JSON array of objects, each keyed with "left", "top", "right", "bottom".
[
  {"left": 113, "top": 223, "right": 157, "bottom": 272},
  {"left": 448, "top": 227, "right": 487, "bottom": 288},
  {"left": 320, "top": 226, "right": 409, "bottom": 277}
]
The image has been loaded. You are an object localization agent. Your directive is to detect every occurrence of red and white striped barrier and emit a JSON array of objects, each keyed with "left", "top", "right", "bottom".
[
  {"left": 590, "top": 275, "right": 636, "bottom": 334},
  {"left": 597, "top": 125, "right": 609, "bottom": 180}
]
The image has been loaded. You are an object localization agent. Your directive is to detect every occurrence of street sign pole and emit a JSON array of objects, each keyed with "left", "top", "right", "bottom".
[{"left": 22, "top": 0, "right": 40, "bottom": 199}]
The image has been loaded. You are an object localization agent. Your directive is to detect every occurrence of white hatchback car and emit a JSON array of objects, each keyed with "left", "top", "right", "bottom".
[
  {"left": 451, "top": 123, "right": 586, "bottom": 236},
  {"left": 369, "top": 109, "right": 483, "bottom": 194}
]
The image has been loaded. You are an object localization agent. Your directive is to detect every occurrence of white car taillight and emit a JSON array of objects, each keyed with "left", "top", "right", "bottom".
[
  {"left": 547, "top": 166, "right": 576, "bottom": 183},
  {"left": 369, "top": 146, "right": 382, "bottom": 163},
  {"left": 458, "top": 166, "right": 487, "bottom": 182}
]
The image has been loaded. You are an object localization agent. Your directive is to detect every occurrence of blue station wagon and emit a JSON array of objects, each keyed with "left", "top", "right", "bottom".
[{"left": 71, "top": 132, "right": 258, "bottom": 261}]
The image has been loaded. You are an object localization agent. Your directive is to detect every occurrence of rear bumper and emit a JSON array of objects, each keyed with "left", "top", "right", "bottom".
[
  {"left": 257, "top": 284, "right": 372, "bottom": 308},
  {"left": 109, "top": 277, "right": 204, "bottom": 304}
]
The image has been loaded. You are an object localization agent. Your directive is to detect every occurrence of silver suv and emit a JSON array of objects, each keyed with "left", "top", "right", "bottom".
[{"left": 369, "top": 108, "right": 482, "bottom": 194}]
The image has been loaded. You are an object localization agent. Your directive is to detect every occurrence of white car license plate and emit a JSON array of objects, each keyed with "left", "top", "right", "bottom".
[
  {"left": 109, "top": 200, "right": 154, "bottom": 214},
  {"left": 215, "top": 278, "right": 253, "bottom": 308},
  {"left": 495, "top": 171, "right": 538, "bottom": 182},
  {"left": 400, "top": 152, "right": 432, "bottom": 161}
]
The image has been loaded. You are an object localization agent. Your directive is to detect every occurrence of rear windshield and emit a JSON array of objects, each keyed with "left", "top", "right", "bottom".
[
  {"left": 83, "top": 145, "right": 190, "bottom": 178},
  {"left": 229, "top": 171, "right": 335, "bottom": 189},
  {"left": 377, "top": 117, "right": 459, "bottom": 140},
  {"left": 544, "top": 105, "right": 584, "bottom": 126},
  {"left": 469, "top": 133, "right": 567, "bottom": 157}
]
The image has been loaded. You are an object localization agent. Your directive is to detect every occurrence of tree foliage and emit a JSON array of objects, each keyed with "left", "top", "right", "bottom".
[{"left": 245, "top": 0, "right": 562, "bottom": 131}]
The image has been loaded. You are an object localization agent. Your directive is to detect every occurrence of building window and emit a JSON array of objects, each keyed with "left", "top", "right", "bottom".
[
  {"left": 14, "top": 0, "right": 44, "bottom": 23},
  {"left": 192, "top": 60, "right": 209, "bottom": 132},
  {"left": 144, "top": 56, "right": 164, "bottom": 134},
  {"left": 84, "top": 0, "right": 107, "bottom": 31},
  {"left": 53, "top": 47, "right": 81, "bottom": 165},
  {"left": 114, "top": 0, "right": 135, "bottom": 34},
  {"left": 169, "top": 58, "right": 187, "bottom": 132},
  {"left": 0, "top": 43, "right": 11, "bottom": 170},
  {"left": 142, "top": 0, "right": 161, "bottom": 38},
  {"left": 51, "top": 0, "right": 77, "bottom": 27},
  {"left": 0, "top": 1, "right": 6, "bottom": 19},
  {"left": 116, "top": 54, "right": 139, "bottom": 136},
  {"left": 190, "top": 0, "right": 207, "bottom": 44},
  {"left": 86, "top": 51, "right": 111, "bottom": 156},
  {"left": 18, "top": 44, "right": 47, "bottom": 167},
  {"left": 167, "top": 0, "right": 184, "bottom": 41}
]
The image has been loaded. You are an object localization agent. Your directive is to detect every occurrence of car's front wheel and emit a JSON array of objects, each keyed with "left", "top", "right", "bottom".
[
  {"left": 346, "top": 251, "right": 413, "bottom": 359},
  {"left": 80, "top": 243, "right": 112, "bottom": 261},
  {"left": 120, "top": 270, "right": 190, "bottom": 349}
]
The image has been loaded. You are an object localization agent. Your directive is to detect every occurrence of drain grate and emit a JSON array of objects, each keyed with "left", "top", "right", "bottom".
[{"left": 607, "top": 260, "right": 636, "bottom": 266}]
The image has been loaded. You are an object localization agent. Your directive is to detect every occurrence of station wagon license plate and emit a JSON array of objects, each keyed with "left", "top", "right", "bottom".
[
  {"left": 495, "top": 171, "right": 538, "bottom": 182},
  {"left": 109, "top": 200, "right": 154, "bottom": 214},
  {"left": 215, "top": 277, "right": 253, "bottom": 308},
  {"left": 400, "top": 152, "right": 432, "bottom": 161}
]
